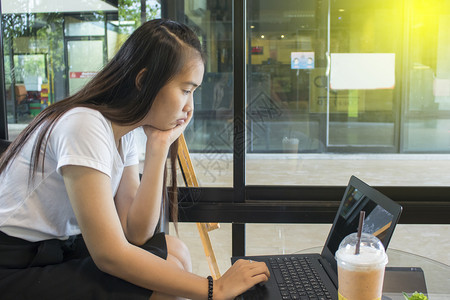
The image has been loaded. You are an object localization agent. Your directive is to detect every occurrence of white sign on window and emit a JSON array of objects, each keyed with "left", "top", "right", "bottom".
[{"left": 330, "top": 53, "right": 395, "bottom": 90}]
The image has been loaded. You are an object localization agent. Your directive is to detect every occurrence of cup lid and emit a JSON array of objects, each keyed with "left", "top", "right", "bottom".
[{"left": 335, "top": 232, "right": 388, "bottom": 267}]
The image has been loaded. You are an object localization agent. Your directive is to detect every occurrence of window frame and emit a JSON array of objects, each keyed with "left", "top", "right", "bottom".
[{"left": 176, "top": 0, "right": 450, "bottom": 256}]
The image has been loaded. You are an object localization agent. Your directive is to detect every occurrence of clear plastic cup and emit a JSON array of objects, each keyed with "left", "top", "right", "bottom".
[{"left": 335, "top": 233, "right": 388, "bottom": 300}]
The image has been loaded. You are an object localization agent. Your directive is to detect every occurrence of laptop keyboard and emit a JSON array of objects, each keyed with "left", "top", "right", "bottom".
[{"left": 269, "top": 256, "right": 333, "bottom": 300}]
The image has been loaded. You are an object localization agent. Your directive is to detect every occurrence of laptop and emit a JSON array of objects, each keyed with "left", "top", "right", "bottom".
[{"left": 231, "top": 175, "right": 403, "bottom": 300}]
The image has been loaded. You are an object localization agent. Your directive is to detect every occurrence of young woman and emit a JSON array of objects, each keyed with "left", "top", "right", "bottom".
[{"left": 0, "top": 19, "right": 269, "bottom": 300}]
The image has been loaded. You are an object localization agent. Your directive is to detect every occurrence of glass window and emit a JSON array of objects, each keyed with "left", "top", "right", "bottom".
[
  {"left": 245, "top": 0, "right": 450, "bottom": 187},
  {"left": 2, "top": 12, "right": 65, "bottom": 134},
  {"left": 403, "top": 0, "right": 450, "bottom": 153},
  {"left": 2, "top": 0, "right": 450, "bottom": 189},
  {"left": 1, "top": 0, "right": 234, "bottom": 187},
  {"left": 180, "top": 0, "right": 234, "bottom": 187},
  {"left": 1, "top": 2, "right": 145, "bottom": 137}
]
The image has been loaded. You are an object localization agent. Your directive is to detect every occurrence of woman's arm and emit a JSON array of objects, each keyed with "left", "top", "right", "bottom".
[
  {"left": 114, "top": 152, "right": 166, "bottom": 245},
  {"left": 62, "top": 165, "right": 269, "bottom": 300},
  {"left": 114, "top": 112, "right": 192, "bottom": 245}
]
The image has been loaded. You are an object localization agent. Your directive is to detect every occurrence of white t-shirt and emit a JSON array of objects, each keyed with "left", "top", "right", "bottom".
[{"left": 0, "top": 107, "right": 139, "bottom": 242}]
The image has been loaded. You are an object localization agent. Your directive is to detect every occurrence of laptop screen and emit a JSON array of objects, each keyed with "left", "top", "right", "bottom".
[{"left": 321, "top": 176, "right": 403, "bottom": 279}]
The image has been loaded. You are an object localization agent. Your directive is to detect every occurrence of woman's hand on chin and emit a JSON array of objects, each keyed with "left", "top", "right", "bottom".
[{"left": 142, "top": 112, "right": 192, "bottom": 149}]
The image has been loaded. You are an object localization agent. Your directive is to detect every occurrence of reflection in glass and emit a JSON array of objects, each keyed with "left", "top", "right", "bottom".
[
  {"left": 403, "top": 0, "right": 450, "bottom": 152},
  {"left": 247, "top": 0, "right": 327, "bottom": 154},
  {"left": 181, "top": 0, "right": 234, "bottom": 187},
  {"left": 2, "top": 12, "right": 65, "bottom": 129},
  {"left": 245, "top": 0, "right": 450, "bottom": 186}
]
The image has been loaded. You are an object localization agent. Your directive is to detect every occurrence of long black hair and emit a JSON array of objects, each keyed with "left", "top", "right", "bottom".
[{"left": 0, "top": 19, "right": 205, "bottom": 226}]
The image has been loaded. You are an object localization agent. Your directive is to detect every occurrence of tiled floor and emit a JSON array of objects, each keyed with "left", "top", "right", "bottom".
[
  {"left": 187, "top": 153, "right": 450, "bottom": 187},
  {"left": 171, "top": 223, "right": 450, "bottom": 278}
]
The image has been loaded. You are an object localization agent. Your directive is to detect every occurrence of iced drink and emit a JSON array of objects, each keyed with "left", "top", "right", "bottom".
[{"left": 335, "top": 233, "right": 388, "bottom": 300}]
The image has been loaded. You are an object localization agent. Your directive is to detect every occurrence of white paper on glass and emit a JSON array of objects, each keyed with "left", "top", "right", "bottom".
[{"left": 330, "top": 53, "right": 395, "bottom": 90}]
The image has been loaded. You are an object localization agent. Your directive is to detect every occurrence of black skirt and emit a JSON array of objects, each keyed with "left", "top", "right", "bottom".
[{"left": 0, "top": 231, "right": 167, "bottom": 300}]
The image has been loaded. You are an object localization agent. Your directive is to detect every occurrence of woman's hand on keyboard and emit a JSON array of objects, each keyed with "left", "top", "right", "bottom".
[{"left": 213, "top": 259, "right": 270, "bottom": 300}]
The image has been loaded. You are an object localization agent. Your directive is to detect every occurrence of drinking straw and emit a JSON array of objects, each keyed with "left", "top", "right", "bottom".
[{"left": 355, "top": 211, "right": 365, "bottom": 255}]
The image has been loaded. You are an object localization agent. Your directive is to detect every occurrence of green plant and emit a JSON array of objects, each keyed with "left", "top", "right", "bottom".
[{"left": 402, "top": 291, "right": 428, "bottom": 300}]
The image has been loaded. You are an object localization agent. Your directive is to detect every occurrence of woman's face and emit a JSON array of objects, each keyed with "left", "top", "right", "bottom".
[{"left": 143, "top": 56, "right": 204, "bottom": 131}]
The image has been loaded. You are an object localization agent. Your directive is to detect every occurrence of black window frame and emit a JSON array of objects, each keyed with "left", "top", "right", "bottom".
[{"left": 174, "top": 0, "right": 450, "bottom": 256}]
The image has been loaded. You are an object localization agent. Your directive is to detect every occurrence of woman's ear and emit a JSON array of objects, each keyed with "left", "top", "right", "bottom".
[{"left": 135, "top": 68, "right": 147, "bottom": 90}]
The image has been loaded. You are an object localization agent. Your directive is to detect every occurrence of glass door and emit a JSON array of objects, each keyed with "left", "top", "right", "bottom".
[
  {"left": 326, "top": 0, "right": 403, "bottom": 152},
  {"left": 66, "top": 39, "right": 104, "bottom": 95},
  {"left": 246, "top": 0, "right": 329, "bottom": 154},
  {"left": 64, "top": 15, "right": 107, "bottom": 96},
  {"left": 246, "top": 0, "right": 403, "bottom": 155}
]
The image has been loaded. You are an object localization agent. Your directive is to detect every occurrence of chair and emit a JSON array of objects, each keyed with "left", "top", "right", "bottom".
[
  {"left": 14, "top": 85, "right": 28, "bottom": 104},
  {"left": 12, "top": 85, "right": 31, "bottom": 116},
  {"left": 177, "top": 134, "right": 221, "bottom": 280}
]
